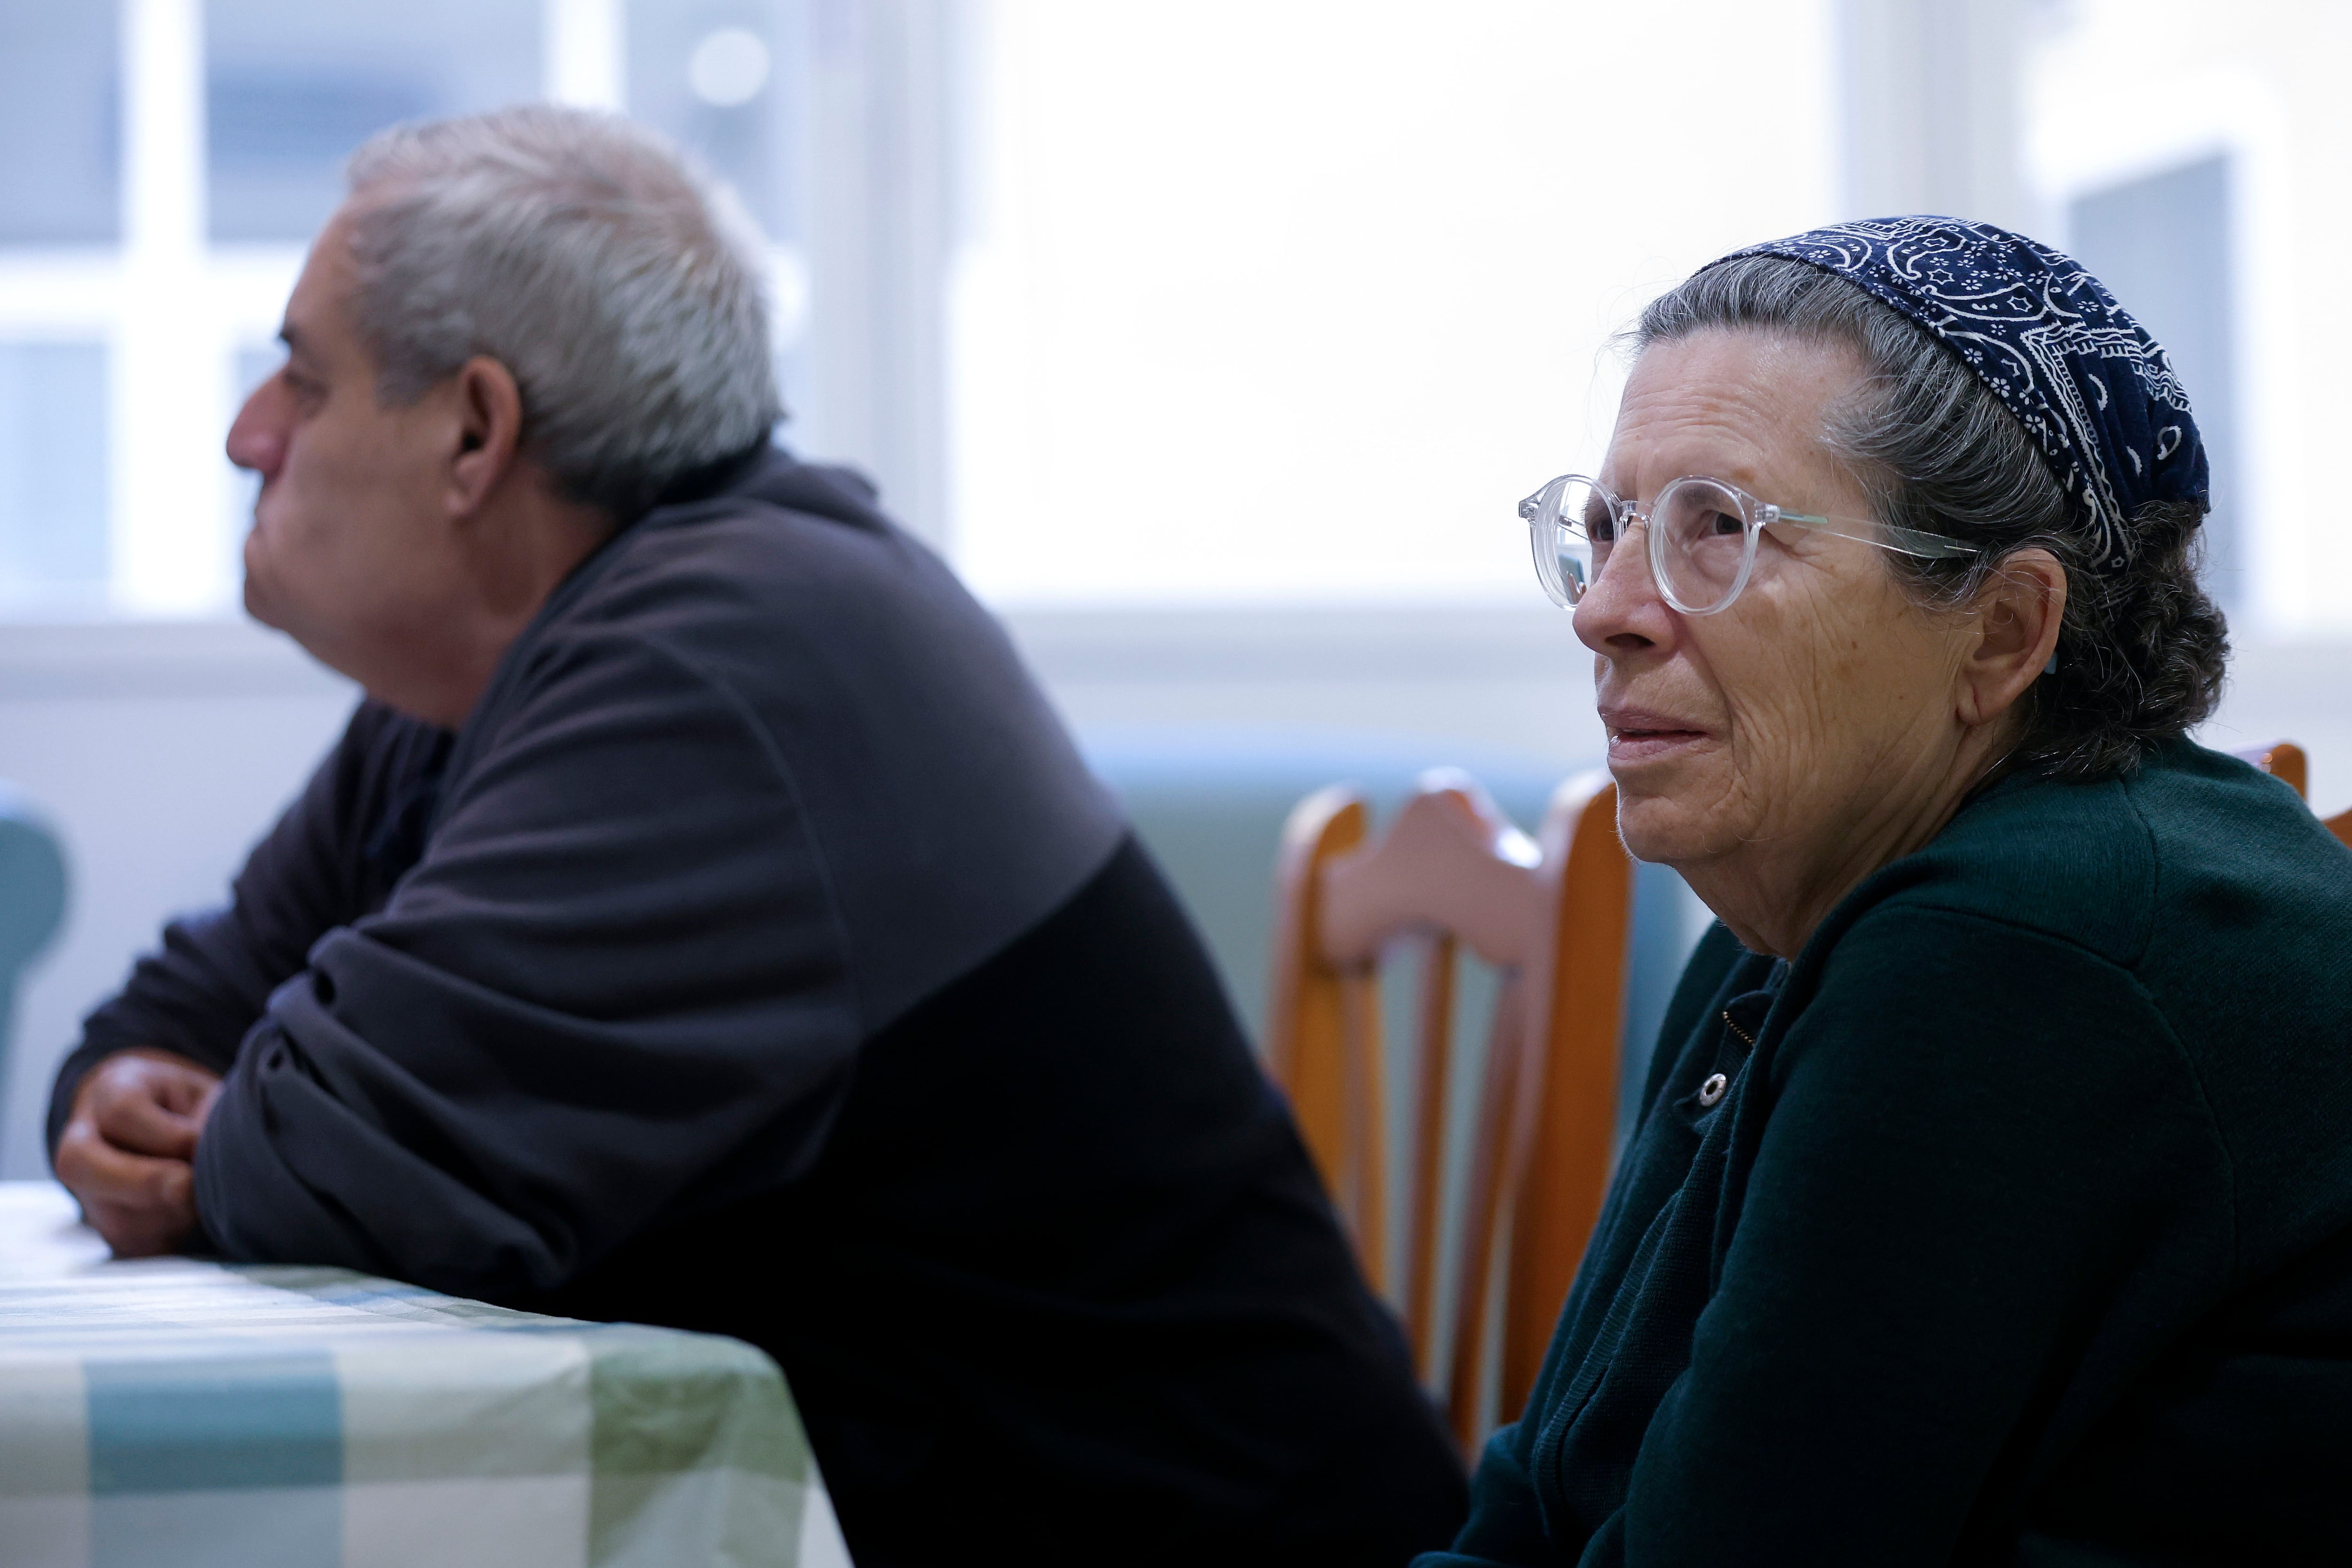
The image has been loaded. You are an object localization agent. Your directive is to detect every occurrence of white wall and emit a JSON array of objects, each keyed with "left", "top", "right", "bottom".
[
  {"left": 2022, "top": 0, "right": 2352, "bottom": 640},
  {"left": 0, "top": 607, "right": 1607, "bottom": 1177},
  {"left": 1006, "top": 606, "right": 1605, "bottom": 761},
  {"left": 7, "top": 609, "right": 2346, "bottom": 1179},
  {"left": 0, "top": 622, "right": 353, "bottom": 1177}
]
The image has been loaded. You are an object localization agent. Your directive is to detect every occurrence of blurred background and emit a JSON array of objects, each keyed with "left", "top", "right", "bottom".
[{"left": 0, "top": 0, "right": 2346, "bottom": 1177}]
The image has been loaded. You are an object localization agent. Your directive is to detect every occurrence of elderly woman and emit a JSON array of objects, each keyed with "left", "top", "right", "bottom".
[{"left": 1428, "top": 218, "right": 2352, "bottom": 1566}]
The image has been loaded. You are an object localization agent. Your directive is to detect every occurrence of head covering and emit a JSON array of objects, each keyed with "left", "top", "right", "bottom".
[{"left": 1706, "top": 215, "right": 2209, "bottom": 571}]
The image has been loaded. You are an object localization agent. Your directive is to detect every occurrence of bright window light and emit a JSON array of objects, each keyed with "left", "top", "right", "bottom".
[
  {"left": 688, "top": 27, "right": 771, "bottom": 109},
  {"left": 949, "top": 0, "right": 1840, "bottom": 607}
]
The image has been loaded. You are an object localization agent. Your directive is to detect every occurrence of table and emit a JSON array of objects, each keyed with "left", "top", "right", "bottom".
[{"left": 0, "top": 1182, "right": 852, "bottom": 1568}]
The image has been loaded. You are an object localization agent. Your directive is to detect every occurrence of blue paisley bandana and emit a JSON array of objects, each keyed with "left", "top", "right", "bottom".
[{"left": 1708, "top": 215, "right": 2209, "bottom": 571}]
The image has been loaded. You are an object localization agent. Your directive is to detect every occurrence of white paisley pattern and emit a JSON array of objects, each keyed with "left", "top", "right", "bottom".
[{"left": 1716, "top": 216, "right": 2209, "bottom": 571}]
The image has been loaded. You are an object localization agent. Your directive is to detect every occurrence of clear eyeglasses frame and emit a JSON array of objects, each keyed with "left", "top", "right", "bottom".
[{"left": 1518, "top": 472, "right": 1979, "bottom": 616}]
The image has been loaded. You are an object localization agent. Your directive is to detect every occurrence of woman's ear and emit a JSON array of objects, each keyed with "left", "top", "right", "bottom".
[{"left": 1956, "top": 547, "right": 2066, "bottom": 729}]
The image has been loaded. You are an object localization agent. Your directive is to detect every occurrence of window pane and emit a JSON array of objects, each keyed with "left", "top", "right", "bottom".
[
  {"left": 0, "top": 1, "right": 121, "bottom": 245},
  {"left": 0, "top": 343, "right": 111, "bottom": 602},
  {"left": 2068, "top": 157, "right": 2240, "bottom": 616},
  {"left": 626, "top": 0, "right": 804, "bottom": 243},
  {"left": 950, "top": 0, "right": 1839, "bottom": 605},
  {"left": 206, "top": 0, "right": 544, "bottom": 243}
]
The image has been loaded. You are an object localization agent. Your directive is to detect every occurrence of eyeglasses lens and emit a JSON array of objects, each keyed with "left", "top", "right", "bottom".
[
  {"left": 1655, "top": 478, "right": 1751, "bottom": 613},
  {"left": 1528, "top": 477, "right": 1607, "bottom": 607}
]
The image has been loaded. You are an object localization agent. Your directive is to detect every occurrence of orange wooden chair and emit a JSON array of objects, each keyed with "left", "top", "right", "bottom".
[
  {"left": 1264, "top": 767, "right": 1633, "bottom": 1456},
  {"left": 2238, "top": 740, "right": 2352, "bottom": 847}
]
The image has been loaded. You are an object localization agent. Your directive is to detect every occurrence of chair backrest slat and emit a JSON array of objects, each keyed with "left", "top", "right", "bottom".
[
  {"left": 1445, "top": 969, "right": 1530, "bottom": 1447},
  {"left": 1267, "top": 788, "right": 1369, "bottom": 1208},
  {"left": 1506, "top": 772, "right": 1634, "bottom": 1417},
  {"left": 1406, "top": 933, "right": 1457, "bottom": 1378},
  {"left": 1268, "top": 767, "right": 1632, "bottom": 1458},
  {"left": 1335, "top": 971, "right": 1389, "bottom": 1286}
]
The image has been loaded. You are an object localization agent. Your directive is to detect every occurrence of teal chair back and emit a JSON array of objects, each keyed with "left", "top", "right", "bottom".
[
  {"left": 1081, "top": 727, "right": 1702, "bottom": 1138},
  {"left": 0, "top": 786, "right": 67, "bottom": 1117}
]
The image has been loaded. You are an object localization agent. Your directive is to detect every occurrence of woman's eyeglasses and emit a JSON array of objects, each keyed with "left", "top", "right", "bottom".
[{"left": 1519, "top": 473, "right": 1978, "bottom": 616}]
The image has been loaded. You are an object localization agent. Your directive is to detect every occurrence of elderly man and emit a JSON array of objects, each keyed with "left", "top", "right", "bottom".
[{"left": 46, "top": 107, "right": 1463, "bottom": 1565}]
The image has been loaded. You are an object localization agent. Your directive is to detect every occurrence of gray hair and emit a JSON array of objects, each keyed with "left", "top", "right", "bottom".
[
  {"left": 1632, "top": 255, "right": 2228, "bottom": 780},
  {"left": 343, "top": 105, "right": 781, "bottom": 519}
]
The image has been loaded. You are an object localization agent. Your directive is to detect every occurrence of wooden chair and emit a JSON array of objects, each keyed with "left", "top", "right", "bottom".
[
  {"left": 2238, "top": 740, "right": 2352, "bottom": 847},
  {"left": 1264, "top": 767, "right": 1633, "bottom": 1456}
]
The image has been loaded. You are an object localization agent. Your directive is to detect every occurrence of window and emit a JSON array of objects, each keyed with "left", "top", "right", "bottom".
[
  {"left": 0, "top": 344, "right": 110, "bottom": 607},
  {"left": 0, "top": 5, "right": 120, "bottom": 247},
  {"left": 0, "top": 4, "right": 120, "bottom": 614},
  {"left": 2021, "top": 0, "right": 2330, "bottom": 637},
  {"left": 207, "top": 0, "right": 543, "bottom": 243},
  {"left": 948, "top": 0, "right": 1843, "bottom": 606},
  {"left": 626, "top": 0, "right": 812, "bottom": 439},
  {"left": 19, "top": 3, "right": 2317, "bottom": 632},
  {"left": 2067, "top": 156, "right": 2241, "bottom": 616},
  {"left": 627, "top": 0, "right": 803, "bottom": 245},
  {"left": 0, "top": 0, "right": 813, "bottom": 621}
]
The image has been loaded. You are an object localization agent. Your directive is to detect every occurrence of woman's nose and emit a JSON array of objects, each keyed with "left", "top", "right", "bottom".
[
  {"left": 224, "top": 379, "right": 287, "bottom": 478},
  {"left": 1573, "top": 525, "right": 1677, "bottom": 656}
]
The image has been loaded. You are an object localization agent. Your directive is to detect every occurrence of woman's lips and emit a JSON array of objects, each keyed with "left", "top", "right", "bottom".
[{"left": 1602, "top": 709, "right": 1712, "bottom": 765}]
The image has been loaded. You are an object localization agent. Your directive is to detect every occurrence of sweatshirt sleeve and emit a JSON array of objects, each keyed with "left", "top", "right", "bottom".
[
  {"left": 45, "top": 700, "right": 409, "bottom": 1160},
  {"left": 191, "top": 625, "right": 860, "bottom": 1299},
  {"left": 1601, "top": 908, "right": 2234, "bottom": 1565}
]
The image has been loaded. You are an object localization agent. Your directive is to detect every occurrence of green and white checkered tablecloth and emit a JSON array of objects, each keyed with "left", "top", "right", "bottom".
[{"left": 0, "top": 1182, "right": 850, "bottom": 1568}]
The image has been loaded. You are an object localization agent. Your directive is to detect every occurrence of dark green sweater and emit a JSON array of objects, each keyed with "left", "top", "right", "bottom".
[{"left": 1425, "top": 740, "right": 2352, "bottom": 1565}]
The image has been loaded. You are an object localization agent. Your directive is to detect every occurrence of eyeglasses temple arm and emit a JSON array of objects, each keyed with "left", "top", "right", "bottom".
[{"left": 1773, "top": 509, "right": 1978, "bottom": 561}]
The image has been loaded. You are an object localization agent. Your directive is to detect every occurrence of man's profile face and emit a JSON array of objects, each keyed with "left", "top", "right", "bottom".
[{"left": 226, "top": 200, "right": 470, "bottom": 688}]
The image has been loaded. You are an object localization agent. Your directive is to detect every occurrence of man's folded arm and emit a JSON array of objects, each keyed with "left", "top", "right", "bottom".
[
  {"left": 47, "top": 701, "right": 438, "bottom": 1156},
  {"left": 191, "top": 629, "right": 862, "bottom": 1299}
]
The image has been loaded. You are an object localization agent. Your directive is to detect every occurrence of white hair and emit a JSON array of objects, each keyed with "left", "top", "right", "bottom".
[{"left": 343, "top": 105, "right": 781, "bottom": 517}]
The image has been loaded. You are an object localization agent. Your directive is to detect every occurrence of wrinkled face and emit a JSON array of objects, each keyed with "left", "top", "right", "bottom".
[
  {"left": 1577, "top": 329, "right": 1978, "bottom": 875},
  {"left": 226, "top": 201, "right": 468, "bottom": 682}
]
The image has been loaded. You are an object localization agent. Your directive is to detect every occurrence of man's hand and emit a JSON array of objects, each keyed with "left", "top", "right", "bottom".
[{"left": 54, "top": 1050, "right": 223, "bottom": 1258}]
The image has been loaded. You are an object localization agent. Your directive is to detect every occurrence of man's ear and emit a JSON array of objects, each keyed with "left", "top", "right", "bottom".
[
  {"left": 445, "top": 355, "right": 525, "bottom": 518},
  {"left": 1956, "top": 547, "right": 2066, "bottom": 730}
]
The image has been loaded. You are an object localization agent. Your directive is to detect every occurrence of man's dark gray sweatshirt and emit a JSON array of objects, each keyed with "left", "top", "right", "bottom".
[{"left": 48, "top": 446, "right": 1467, "bottom": 1566}]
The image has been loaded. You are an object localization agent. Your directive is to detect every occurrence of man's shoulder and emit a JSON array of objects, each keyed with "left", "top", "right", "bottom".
[
  {"left": 473, "top": 448, "right": 1127, "bottom": 1035},
  {"left": 541, "top": 478, "right": 1029, "bottom": 753},
  {"left": 584, "top": 456, "right": 946, "bottom": 623}
]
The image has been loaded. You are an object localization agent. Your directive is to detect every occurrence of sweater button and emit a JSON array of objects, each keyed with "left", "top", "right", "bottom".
[{"left": 1698, "top": 1072, "right": 1728, "bottom": 1108}]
